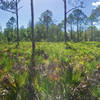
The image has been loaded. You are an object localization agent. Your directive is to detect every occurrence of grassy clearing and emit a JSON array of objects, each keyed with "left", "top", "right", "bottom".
[{"left": 0, "top": 42, "right": 100, "bottom": 100}]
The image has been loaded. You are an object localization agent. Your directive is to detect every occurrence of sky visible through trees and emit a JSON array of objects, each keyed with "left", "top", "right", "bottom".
[{"left": 0, "top": 0, "right": 99, "bottom": 29}]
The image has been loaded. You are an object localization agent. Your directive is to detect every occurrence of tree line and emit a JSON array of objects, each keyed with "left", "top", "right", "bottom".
[{"left": 0, "top": 7, "right": 100, "bottom": 42}]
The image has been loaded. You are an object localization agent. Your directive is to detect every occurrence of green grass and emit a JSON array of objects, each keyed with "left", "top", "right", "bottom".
[{"left": 0, "top": 42, "right": 100, "bottom": 100}]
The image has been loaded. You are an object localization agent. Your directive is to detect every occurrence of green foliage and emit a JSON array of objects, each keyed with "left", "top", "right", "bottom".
[{"left": 0, "top": 42, "right": 100, "bottom": 99}]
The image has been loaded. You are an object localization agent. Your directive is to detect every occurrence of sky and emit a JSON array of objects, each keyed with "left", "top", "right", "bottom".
[{"left": 0, "top": 0, "right": 100, "bottom": 30}]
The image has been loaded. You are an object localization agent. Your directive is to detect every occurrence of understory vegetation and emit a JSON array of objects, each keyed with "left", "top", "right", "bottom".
[{"left": 0, "top": 42, "right": 100, "bottom": 100}]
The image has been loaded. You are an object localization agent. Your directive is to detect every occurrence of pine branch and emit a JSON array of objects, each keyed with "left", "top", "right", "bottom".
[
  {"left": 18, "top": 6, "right": 23, "bottom": 10},
  {"left": 66, "top": 5, "right": 83, "bottom": 14},
  {"left": 0, "top": 8, "right": 16, "bottom": 14}
]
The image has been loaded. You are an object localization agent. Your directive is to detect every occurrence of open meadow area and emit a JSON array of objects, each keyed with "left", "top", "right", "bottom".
[{"left": 0, "top": 42, "right": 100, "bottom": 100}]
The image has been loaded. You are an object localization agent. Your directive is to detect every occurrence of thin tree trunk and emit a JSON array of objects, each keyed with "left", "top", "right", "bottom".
[
  {"left": 47, "top": 23, "right": 48, "bottom": 41},
  {"left": 57, "top": 30, "right": 59, "bottom": 42},
  {"left": 93, "top": 26, "right": 95, "bottom": 41},
  {"left": 27, "top": 0, "right": 36, "bottom": 100},
  {"left": 91, "top": 20, "right": 93, "bottom": 41},
  {"left": 84, "top": 30, "right": 87, "bottom": 41},
  {"left": 79, "top": 24, "right": 81, "bottom": 40},
  {"left": 31, "top": 0, "right": 35, "bottom": 55},
  {"left": 64, "top": 0, "right": 67, "bottom": 42},
  {"left": 70, "top": 24, "right": 73, "bottom": 40},
  {"left": 77, "top": 19, "right": 79, "bottom": 42},
  {"left": 16, "top": 0, "right": 19, "bottom": 47}
]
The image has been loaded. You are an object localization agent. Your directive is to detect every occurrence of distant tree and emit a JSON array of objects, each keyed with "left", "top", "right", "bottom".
[
  {"left": 47, "top": 24, "right": 60, "bottom": 41},
  {"left": 34, "top": 22, "right": 63, "bottom": 42},
  {"left": 72, "top": 9, "right": 87, "bottom": 41},
  {"left": 62, "top": 0, "right": 84, "bottom": 42},
  {"left": 84, "top": 18, "right": 88, "bottom": 41},
  {"left": 35, "top": 23, "right": 45, "bottom": 41},
  {"left": 26, "top": 21, "right": 32, "bottom": 41},
  {"left": 89, "top": 13, "right": 96, "bottom": 41},
  {"left": 94, "top": 28, "right": 100, "bottom": 41},
  {"left": 79, "top": 14, "right": 87, "bottom": 41},
  {"left": 0, "top": 25, "right": 4, "bottom": 41},
  {"left": 0, "top": 25, "right": 2, "bottom": 31},
  {"left": 92, "top": 5, "right": 100, "bottom": 18},
  {"left": 6, "top": 17, "right": 16, "bottom": 29},
  {"left": 67, "top": 13, "right": 74, "bottom": 40},
  {"left": 19, "top": 26, "right": 28, "bottom": 41},
  {"left": 4, "top": 27, "right": 11, "bottom": 42},
  {"left": 5, "top": 17, "right": 16, "bottom": 41},
  {"left": 56, "top": 23, "right": 64, "bottom": 41},
  {"left": 39, "top": 10, "right": 53, "bottom": 41},
  {"left": 89, "top": 6, "right": 100, "bottom": 41}
]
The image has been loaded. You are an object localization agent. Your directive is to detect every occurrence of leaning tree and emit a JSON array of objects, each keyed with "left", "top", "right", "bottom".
[
  {"left": 0, "top": 0, "right": 22, "bottom": 46},
  {"left": 72, "top": 9, "right": 87, "bottom": 41},
  {"left": 62, "top": 0, "right": 84, "bottom": 42},
  {"left": 39, "top": 10, "right": 53, "bottom": 41},
  {"left": 67, "top": 13, "right": 74, "bottom": 40}
]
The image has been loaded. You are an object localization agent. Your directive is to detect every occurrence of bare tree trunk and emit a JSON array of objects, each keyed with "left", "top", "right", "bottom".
[
  {"left": 93, "top": 26, "right": 95, "bottom": 41},
  {"left": 16, "top": 0, "right": 19, "bottom": 47},
  {"left": 46, "top": 23, "right": 48, "bottom": 41},
  {"left": 31, "top": 0, "right": 35, "bottom": 55},
  {"left": 84, "top": 30, "right": 87, "bottom": 41},
  {"left": 64, "top": 0, "right": 67, "bottom": 42},
  {"left": 70, "top": 24, "right": 73, "bottom": 40},
  {"left": 27, "top": 0, "right": 36, "bottom": 100},
  {"left": 79, "top": 24, "right": 82, "bottom": 40},
  {"left": 57, "top": 30, "right": 59, "bottom": 42},
  {"left": 91, "top": 20, "right": 93, "bottom": 41},
  {"left": 77, "top": 19, "right": 79, "bottom": 42}
]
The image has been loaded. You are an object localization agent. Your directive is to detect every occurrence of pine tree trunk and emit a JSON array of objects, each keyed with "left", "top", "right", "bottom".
[
  {"left": 46, "top": 23, "right": 48, "bottom": 41},
  {"left": 64, "top": 0, "right": 67, "bottom": 42},
  {"left": 27, "top": 0, "right": 36, "bottom": 100},
  {"left": 77, "top": 19, "right": 79, "bottom": 42},
  {"left": 16, "top": 0, "right": 19, "bottom": 47},
  {"left": 84, "top": 30, "right": 87, "bottom": 41},
  {"left": 91, "top": 20, "right": 93, "bottom": 41},
  {"left": 31, "top": 0, "right": 35, "bottom": 54},
  {"left": 70, "top": 24, "right": 73, "bottom": 40}
]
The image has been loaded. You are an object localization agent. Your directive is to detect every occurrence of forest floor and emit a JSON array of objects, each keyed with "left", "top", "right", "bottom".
[{"left": 0, "top": 42, "right": 100, "bottom": 100}]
